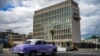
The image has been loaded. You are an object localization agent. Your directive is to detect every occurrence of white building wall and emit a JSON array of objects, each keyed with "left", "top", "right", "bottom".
[{"left": 72, "top": 18, "right": 81, "bottom": 43}]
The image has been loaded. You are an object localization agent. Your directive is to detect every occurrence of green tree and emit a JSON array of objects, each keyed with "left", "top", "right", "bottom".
[{"left": 90, "top": 35, "right": 98, "bottom": 39}]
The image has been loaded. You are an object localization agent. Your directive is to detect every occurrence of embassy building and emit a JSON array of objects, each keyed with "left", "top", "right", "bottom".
[{"left": 33, "top": 0, "right": 81, "bottom": 47}]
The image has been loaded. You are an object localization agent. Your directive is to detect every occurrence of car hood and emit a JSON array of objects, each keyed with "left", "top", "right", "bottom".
[
  {"left": 12, "top": 44, "right": 30, "bottom": 50},
  {"left": 15, "top": 44, "right": 29, "bottom": 48},
  {"left": 11, "top": 44, "right": 30, "bottom": 53}
]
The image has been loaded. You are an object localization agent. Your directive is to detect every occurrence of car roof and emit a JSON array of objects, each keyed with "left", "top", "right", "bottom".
[
  {"left": 25, "top": 39, "right": 44, "bottom": 45},
  {"left": 26, "top": 39, "right": 44, "bottom": 42}
]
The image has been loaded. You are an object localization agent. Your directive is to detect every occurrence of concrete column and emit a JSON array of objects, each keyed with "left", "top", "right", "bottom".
[{"left": 0, "top": 44, "right": 3, "bottom": 53}]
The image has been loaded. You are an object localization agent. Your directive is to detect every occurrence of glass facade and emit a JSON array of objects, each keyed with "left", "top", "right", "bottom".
[
  {"left": 33, "top": 0, "right": 80, "bottom": 47},
  {"left": 34, "top": 6, "right": 72, "bottom": 39}
]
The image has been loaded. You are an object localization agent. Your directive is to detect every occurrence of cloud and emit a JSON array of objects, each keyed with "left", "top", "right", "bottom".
[
  {"left": 78, "top": 0, "right": 100, "bottom": 38},
  {"left": 0, "top": 0, "right": 65, "bottom": 34},
  {"left": 0, "top": 7, "right": 34, "bottom": 34},
  {"left": 10, "top": 0, "right": 22, "bottom": 6},
  {"left": 82, "top": 0, "right": 100, "bottom": 5},
  {"left": 0, "top": 0, "right": 8, "bottom": 9},
  {"left": 0, "top": 0, "right": 100, "bottom": 38},
  {"left": 0, "top": 0, "right": 13, "bottom": 11}
]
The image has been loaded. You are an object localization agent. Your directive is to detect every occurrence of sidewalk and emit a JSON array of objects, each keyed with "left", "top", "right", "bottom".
[
  {"left": 3, "top": 48, "right": 10, "bottom": 53},
  {"left": 3, "top": 47, "right": 66, "bottom": 53},
  {"left": 2, "top": 48, "right": 100, "bottom": 53},
  {"left": 57, "top": 47, "right": 100, "bottom": 52},
  {"left": 79, "top": 48, "right": 100, "bottom": 52}
]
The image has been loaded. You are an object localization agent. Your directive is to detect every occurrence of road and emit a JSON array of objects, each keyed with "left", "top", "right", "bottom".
[{"left": 0, "top": 51, "right": 100, "bottom": 56}]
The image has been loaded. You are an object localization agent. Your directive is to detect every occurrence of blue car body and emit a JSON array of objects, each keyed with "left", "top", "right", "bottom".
[{"left": 11, "top": 39, "right": 57, "bottom": 56}]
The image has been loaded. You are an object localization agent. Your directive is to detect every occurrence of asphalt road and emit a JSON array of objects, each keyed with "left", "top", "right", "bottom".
[{"left": 0, "top": 51, "right": 100, "bottom": 56}]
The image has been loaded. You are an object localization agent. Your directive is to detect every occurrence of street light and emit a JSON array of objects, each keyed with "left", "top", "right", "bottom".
[
  {"left": 93, "top": 21, "right": 100, "bottom": 50},
  {"left": 95, "top": 38, "right": 98, "bottom": 50},
  {"left": 91, "top": 35, "right": 98, "bottom": 50}
]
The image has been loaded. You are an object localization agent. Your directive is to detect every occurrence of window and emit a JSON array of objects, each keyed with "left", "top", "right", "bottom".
[
  {"left": 42, "top": 41, "right": 47, "bottom": 44},
  {"left": 35, "top": 41, "right": 42, "bottom": 45},
  {"left": 24, "top": 41, "right": 31, "bottom": 44}
]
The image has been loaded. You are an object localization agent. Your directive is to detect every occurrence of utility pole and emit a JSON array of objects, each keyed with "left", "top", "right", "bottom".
[{"left": 93, "top": 22, "right": 100, "bottom": 50}]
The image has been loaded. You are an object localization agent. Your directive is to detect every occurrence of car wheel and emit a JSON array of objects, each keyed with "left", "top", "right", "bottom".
[
  {"left": 66, "top": 50, "right": 70, "bottom": 51},
  {"left": 75, "top": 49, "right": 78, "bottom": 51},
  {"left": 51, "top": 49, "right": 57, "bottom": 56},
  {"left": 42, "top": 53, "right": 46, "bottom": 56},
  {"left": 18, "top": 54, "right": 25, "bottom": 56},
  {"left": 29, "top": 51, "right": 36, "bottom": 56},
  {"left": 71, "top": 49, "right": 74, "bottom": 51}
]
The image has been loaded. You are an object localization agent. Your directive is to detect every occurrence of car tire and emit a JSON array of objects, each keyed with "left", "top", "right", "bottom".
[
  {"left": 51, "top": 49, "right": 57, "bottom": 56},
  {"left": 75, "top": 49, "right": 78, "bottom": 51},
  {"left": 71, "top": 49, "right": 73, "bottom": 51},
  {"left": 18, "top": 54, "right": 25, "bottom": 56},
  {"left": 42, "top": 53, "right": 46, "bottom": 56},
  {"left": 29, "top": 51, "right": 36, "bottom": 56}
]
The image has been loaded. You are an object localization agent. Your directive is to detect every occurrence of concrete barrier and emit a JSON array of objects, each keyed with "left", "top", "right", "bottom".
[
  {"left": 57, "top": 47, "right": 66, "bottom": 51},
  {"left": 0, "top": 44, "right": 3, "bottom": 53},
  {"left": 3, "top": 48, "right": 10, "bottom": 53},
  {"left": 79, "top": 48, "right": 100, "bottom": 51}
]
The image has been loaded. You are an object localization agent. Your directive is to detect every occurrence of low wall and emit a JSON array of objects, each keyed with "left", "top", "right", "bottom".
[
  {"left": 13, "top": 41, "right": 23, "bottom": 44},
  {"left": 79, "top": 48, "right": 100, "bottom": 51}
]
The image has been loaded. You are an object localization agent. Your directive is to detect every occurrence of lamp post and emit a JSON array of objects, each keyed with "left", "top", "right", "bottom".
[
  {"left": 91, "top": 35, "right": 98, "bottom": 50},
  {"left": 94, "top": 26, "right": 98, "bottom": 50},
  {"left": 93, "top": 21, "right": 100, "bottom": 50},
  {"left": 95, "top": 39, "right": 98, "bottom": 50}
]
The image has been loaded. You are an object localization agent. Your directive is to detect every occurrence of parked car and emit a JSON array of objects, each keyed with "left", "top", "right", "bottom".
[
  {"left": 11, "top": 39, "right": 57, "bottom": 56},
  {"left": 66, "top": 46, "right": 78, "bottom": 51}
]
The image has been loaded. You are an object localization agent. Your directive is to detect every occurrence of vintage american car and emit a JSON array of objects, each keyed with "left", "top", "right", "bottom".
[{"left": 11, "top": 39, "right": 57, "bottom": 56}]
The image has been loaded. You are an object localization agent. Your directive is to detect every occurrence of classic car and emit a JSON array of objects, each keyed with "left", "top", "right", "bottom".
[{"left": 11, "top": 39, "right": 57, "bottom": 56}]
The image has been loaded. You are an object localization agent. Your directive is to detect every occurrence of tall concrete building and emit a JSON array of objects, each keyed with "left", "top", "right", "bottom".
[{"left": 33, "top": 0, "right": 81, "bottom": 47}]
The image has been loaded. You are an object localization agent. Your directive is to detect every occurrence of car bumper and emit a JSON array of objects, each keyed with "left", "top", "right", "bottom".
[{"left": 11, "top": 50, "right": 25, "bottom": 54}]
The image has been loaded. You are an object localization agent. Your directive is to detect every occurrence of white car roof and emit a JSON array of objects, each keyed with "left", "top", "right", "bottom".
[
  {"left": 25, "top": 39, "right": 44, "bottom": 45},
  {"left": 26, "top": 39, "right": 44, "bottom": 41}
]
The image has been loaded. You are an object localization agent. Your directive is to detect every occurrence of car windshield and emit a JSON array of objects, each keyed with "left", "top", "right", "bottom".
[{"left": 24, "top": 41, "right": 31, "bottom": 44}]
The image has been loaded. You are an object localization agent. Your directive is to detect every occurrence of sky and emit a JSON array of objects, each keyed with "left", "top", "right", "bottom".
[{"left": 0, "top": 0, "right": 100, "bottom": 39}]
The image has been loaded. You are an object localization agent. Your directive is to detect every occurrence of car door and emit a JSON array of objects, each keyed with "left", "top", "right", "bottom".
[
  {"left": 41, "top": 41, "right": 49, "bottom": 52},
  {"left": 35, "top": 41, "right": 43, "bottom": 52},
  {"left": 42, "top": 41, "right": 52, "bottom": 52},
  {"left": 35, "top": 40, "right": 51, "bottom": 53}
]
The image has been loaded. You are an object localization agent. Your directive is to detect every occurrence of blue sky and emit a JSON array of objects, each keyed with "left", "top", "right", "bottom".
[{"left": 0, "top": 0, "right": 100, "bottom": 39}]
